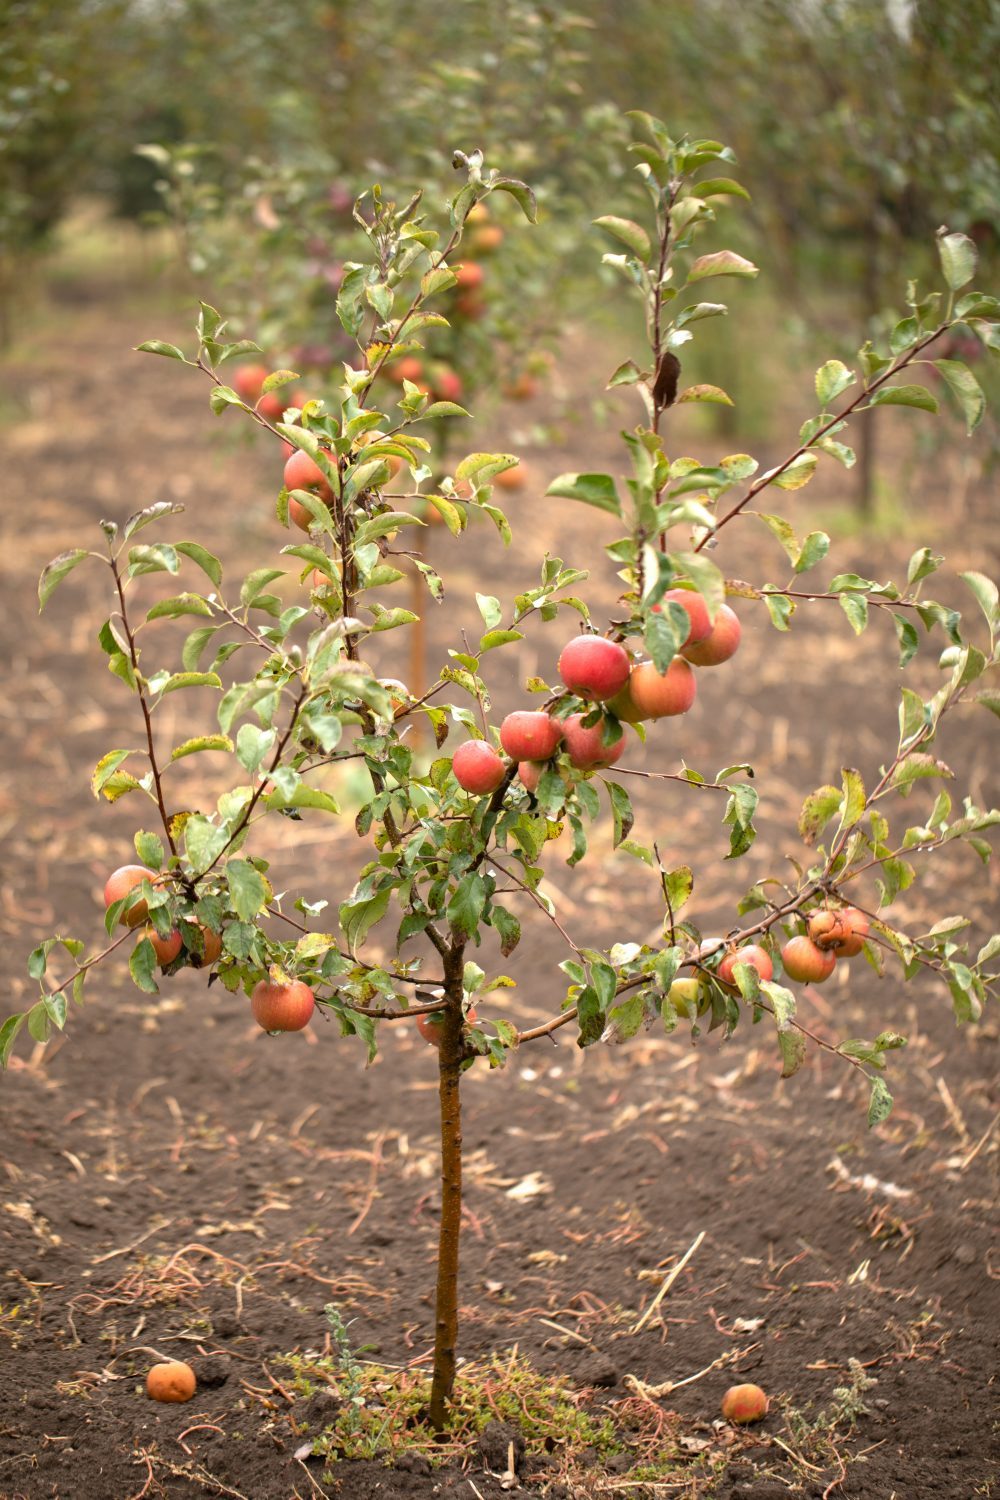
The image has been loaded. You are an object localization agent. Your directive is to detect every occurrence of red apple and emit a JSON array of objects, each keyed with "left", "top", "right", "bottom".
[
  {"left": 808, "top": 906, "right": 869, "bottom": 957},
  {"left": 518, "top": 761, "right": 543, "bottom": 793},
  {"left": 258, "top": 390, "right": 289, "bottom": 422},
  {"left": 231, "top": 363, "right": 268, "bottom": 401},
  {"left": 416, "top": 1005, "right": 477, "bottom": 1046},
  {"left": 284, "top": 448, "right": 333, "bottom": 499},
  {"left": 627, "top": 657, "right": 697, "bottom": 719},
  {"left": 606, "top": 677, "right": 648, "bottom": 724},
  {"left": 452, "top": 740, "right": 507, "bottom": 795},
  {"left": 717, "top": 944, "right": 774, "bottom": 987},
  {"left": 557, "top": 636, "right": 631, "bottom": 702},
  {"left": 721, "top": 1384, "right": 768, "bottom": 1424},
  {"left": 454, "top": 262, "right": 484, "bottom": 291},
  {"left": 682, "top": 604, "right": 741, "bottom": 666},
  {"left": 104, "top": 865, "right": 160, "bottom": 928},
  {"left": 432, "top": 367, "right": 463, "bottom": 403},
  {"left": 251, "top": 979, "right": 315, "bottom": 1032},
  {"left": 493, "top": 462, "right": 525, "bottom": 490},
  {"left": 781, "top": 935, "right": 837, "bottom": 983},
  {"left": 656, "top": 587, "right": 712, "bottom": 645},
  {"left": 561, "top": 713, "right": 626, "bottom": 769},
  {"left": 187, "top": 923, "right": 223, "bottom": 969},
  {"left": 499, "top": 712, "right": 562, "bottom": 762},
  {"left": 142, "top": 925, "right": 182, "bottom": 967}
]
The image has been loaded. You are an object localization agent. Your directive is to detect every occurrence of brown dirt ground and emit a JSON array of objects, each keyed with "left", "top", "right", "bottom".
[{"left": 0, "top": 273, "right": 998, "bottom": 1500}]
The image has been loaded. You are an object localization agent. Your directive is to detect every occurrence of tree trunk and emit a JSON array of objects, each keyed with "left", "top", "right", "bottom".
[{"left": 427, "top": 944, "right": 466, "bottom": 1430}]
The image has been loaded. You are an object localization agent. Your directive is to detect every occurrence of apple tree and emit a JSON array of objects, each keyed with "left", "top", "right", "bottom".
[{"left": 6, "top": 114, "right": 1000, "bottom": 1429}]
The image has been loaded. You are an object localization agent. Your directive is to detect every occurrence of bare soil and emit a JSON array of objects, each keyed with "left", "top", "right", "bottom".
[{"left": 0, "top": 284, "right": 997, "bottom": 1500}]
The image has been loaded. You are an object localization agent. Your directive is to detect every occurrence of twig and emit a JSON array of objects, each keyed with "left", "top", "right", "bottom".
[
  {"left": 347, "top": 1130, "right": 388, "bottom": 1236},
  {"left": 630, "top": 1230, "right": 705, "bottom": 1334}
]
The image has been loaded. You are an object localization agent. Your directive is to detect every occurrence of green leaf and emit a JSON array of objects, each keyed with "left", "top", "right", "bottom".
[
  {"left": 960, "top": 570, "right": 999, "bottom": 635},
  {"left": 661, "top": 865, "right": 693, "bottom": 915},
  {"left": 0, "top": 1014, "right": 26, "bottom": 1067},
  {"left": 490, "top": 176, "right": 537, "bottom": 223},
  {"left": 676, "top": 384, "right": 733, "bottom": 406},
  {"left": 593, "top": 215, "right": 651, "bottom": 261},
  {"left": 39, "top": 549, "right": 90, "bottom": 610},
  {"left": 227, "top": 859, "right": 270, "bottom": 921},
  {"left": 839, "top": 594, "right": 869, "bottom": 634},
  {"left": 937, "top": 231, "right": 977, "bottom": 291},
  {"left": 170, "top": 734, "right": 234, "bottom": 761},
  {"left": 183, "top": 814, "right": 231, "bottom": 870},
  {"left": 837, "top": 768, "right": 866, "bottom": 835},
  {"left": 129, "top": 937, "right": 159, "bottom": 995},
  {"left": 605, "top": 780, "right": 634, "bottom": 848},
  {"left": 794, "top": 532, "right": 830, "bottom": 575},
  {"left": 762, "top": 591, "right": 794, "bottom": 631},
  {"left": 868, "top": 385, "right": 938, "bottom": 414},
  {"left": 867, "top": 1075, "right": 894, "bottom": 1127},
  {"left": 934, "top": 360, "right": 985, "bottom": 434},
  {"left": 475, "top": 593, "right": 502, "bottom": 629},
  {"left": 908, "top": 547, "right": 943, "bottom": 585},
  {"left": 546, "top": 472, "right": 621, "bottom": 516},
  {"left": 815, "top": 360, "right": 855, "bottom": 406},
  {"left": 491, "top": 906, "right": 521, "bottom": 958},
  {"left": 175, "top": 541, "right": 223, "bottom": 587},
  {"left": 798, "top": 785, "right": 842, "bottom": 846},
  {"left": 448, "top": 872, "right": 487, "bottom": 939},
  {"left": 92, "top": 748, "right": 141, "bottom": 797},
  {"left": 696, "top": 177, "right": 750, "bottom": 201},
  {"left": 771, "top": 453, "right": 818, "bottom": 491},
  {"left": 757, "top": 513, "right": 798, "bottom": 565},
  {"left": 893, "top": 613, "right": 919, "bottom": 668},
  {"left": 147, "top": 593, "right": 214, "bottom": 622},
  {"left": 157, "top": 672, "right": 222, "bottom": 696},
  {"left": 687, "top": 250, "right": 758, "bottom": 282},
  {"left": 135, "top": 831, "right": 164, "bottom": 869},
  {"left": 136, "top": 339, "right": 187, "bottom": 361}
]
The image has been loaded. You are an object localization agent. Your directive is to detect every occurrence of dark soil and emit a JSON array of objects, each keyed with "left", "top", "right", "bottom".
[{"left": 0, "top": 280, "right": 997, "bottom": 1500}]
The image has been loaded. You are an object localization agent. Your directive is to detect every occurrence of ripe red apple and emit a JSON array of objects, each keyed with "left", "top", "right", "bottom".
[
  {"left": 502, "top": 371, "right": 538, "bottom": 401},
  {"left": 656, "top": 587, "right": 712, "bottom": 645},
  {"left": 808, "top": 906, "right": 869, "bottom": 957},
  {"left": 469, "top": 223, "right": 504, "bottom": 254},
  {"left": 187, "top": 923, "right": 223, "bottom": 969},
  {"left": 284, "top": 448, "right": 333, "bottom": 499},
  {"left": 499, "top": 711, "right": 562, "bottom": 762},
  {"left": 717, "top": 943, "right": 774, "bottom": 987},
  {"left": 104, "top": 865, "right": 159, "bottom": 927},
  {"left": 682, "top": 604, "right": 741, "bottom": 667},
  {"left": 558, "top": 636, "right": 631, "bottom": 702},
  {"left": 393, "top": 355, "right": 425, "bottom": 384},
  {"left": 258, "top": 390, "right": 290, "bottom": 422},
  {"left": 432, "top": 367, "right": 463, "bottom": 403},
  {"left": 781, "top": 935, "right": 837, "bottom": 983},
  {"left": 251, "top": 979, "right": 315, "bottom": 1032},
  {"left": 452, "top": 740, "right": 507, "bottom": 795},
  {"left": 454, "top": 262, "right": 484, "bottom": 291},
  {"left": 721, "top": 1383, "right": 768, "bottom": 1424},
  {"left": 606, "top": 677, "right": 647, "bottom": 724},
  {"left": 627, "top": 657, "right": 697, "bottom": 719},
  {"left": 146, "top": 1360, "right": 197, "bottom": 1403},
  {"left": 518, "top": 761, "right": 543, "bottom": 793},
  {"left": 455, "top": 291, "right": 485, "bottom": 320},
  {"left": 493, "top": 462, "right": 526, "bottom": 490},
  {"left": 561, "top": 713, "right": 626, "bottom": 770},
  {"left": 231, "top": 363, "right": 268, "bottom": 402},
  {"left": 416, "top": 1005, "right": 477, "bottom": 1046},
  {"left": 142, "top": 925, "right": 182, "bottom": 967}
]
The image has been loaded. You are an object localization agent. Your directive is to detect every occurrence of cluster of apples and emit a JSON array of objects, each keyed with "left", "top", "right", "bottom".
[
  {"left": 451, "top": 589, "right": 741, "bottom": 796},
  {"left": 104, "top": 865, "right": 315, "bottom": 1032},
  {"left": 683, "top": 905, "right": 872, "bottom": 1001}
]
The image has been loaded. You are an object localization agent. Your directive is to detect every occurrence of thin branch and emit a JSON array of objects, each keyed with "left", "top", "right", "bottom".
[{"left": 110, "top": 553, "right": 178, "bottom": 855}]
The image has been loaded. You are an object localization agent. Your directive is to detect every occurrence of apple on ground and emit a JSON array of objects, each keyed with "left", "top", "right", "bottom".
[
  {"left": 146, "top": 1361, "right": 197, "bottom": 1403},
  {"left": 627, "top": 657, "right": 697, "bottom": 719},
  {"left": 558, "top": 635, "right": 631, "bottom": 702},
  {"left": 682, "top": 604, "right": 741, "bottom": 666},
  {"left": 721, "top": 1384, "right": 768, "bottom": 1424},
  {"left": 251, "top": 979, "right": 315, "bottom": 1032},
  {"left": 452, "top": 740, "right": 507, "bottom": 795},
  {"left": 499, "top": 711, "right": 562, "bottom": 762}
]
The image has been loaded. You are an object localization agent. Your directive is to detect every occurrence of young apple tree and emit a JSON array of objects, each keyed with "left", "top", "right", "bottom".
[{"left": 7, "top": 114, "right": 1000, "bottom": 1430}]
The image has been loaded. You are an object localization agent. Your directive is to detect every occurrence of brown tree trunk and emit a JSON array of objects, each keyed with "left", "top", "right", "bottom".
[{"left": 427, "top": 943, "right": 466, "bottom": 1430}]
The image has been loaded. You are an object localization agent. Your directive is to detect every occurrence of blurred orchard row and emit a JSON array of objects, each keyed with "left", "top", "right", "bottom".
[{"left": 3, "top": 0, "right": 998, "bottom": 503}]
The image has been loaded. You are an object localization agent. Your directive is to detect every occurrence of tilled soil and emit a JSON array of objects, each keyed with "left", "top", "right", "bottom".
[{"left": 0, "top": 286, "right": 997, "bottom": 1500}]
